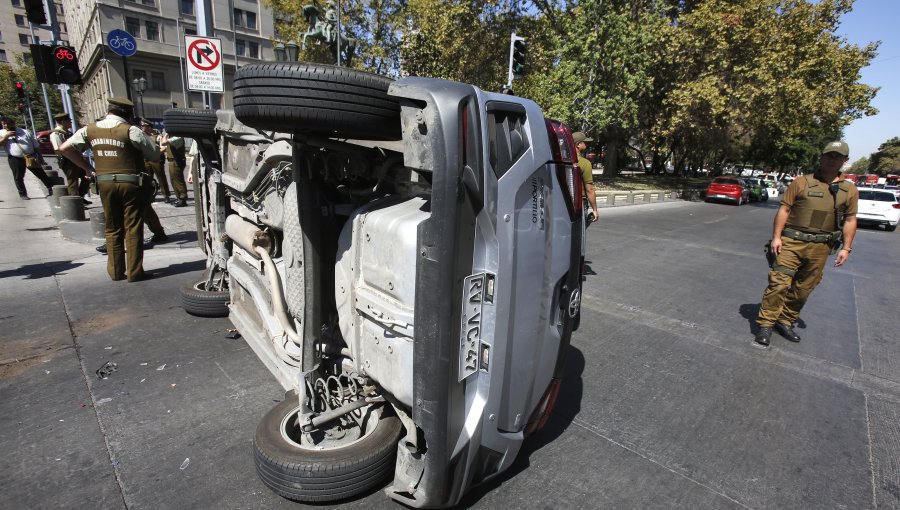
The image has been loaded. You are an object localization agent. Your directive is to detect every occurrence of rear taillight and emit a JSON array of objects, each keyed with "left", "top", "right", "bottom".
[
  {"left": 524, "top": 378, "right": 562, "bottom": 436},
  {"left": 893, "top": 204, "right": 900, "bottom": 209},
  {"left": 545, "top": 119, "right": 583, "bottom": 219}
]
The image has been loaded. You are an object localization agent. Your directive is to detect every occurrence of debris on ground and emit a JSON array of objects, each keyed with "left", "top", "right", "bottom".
[{"left": 95, "top": 361, "right": 118, "bottom": 379}]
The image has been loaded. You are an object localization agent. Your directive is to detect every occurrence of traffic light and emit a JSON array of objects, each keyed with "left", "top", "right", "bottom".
[
  {"left": 23, "top": 0, "right": 47, "bottom": 25},
  {"left": 51, "top": 45, "right": 82, "bottom": 85},
  {"left": 512, "top": 38, "right": 527, "bottom": 77},
  {"left": 15, "top": 82, "right": 27, "bottom": 113},
  {"left": 30, "top": 44, "right": 56, "bottom": 84}
]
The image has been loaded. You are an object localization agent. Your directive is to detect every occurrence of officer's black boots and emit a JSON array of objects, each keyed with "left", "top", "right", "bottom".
[
  {"left": 775, "top": 322, "right": 801, "bottom": 342},
  {"left": 754, "top": 326, "right": 773, "bottom": 347}
]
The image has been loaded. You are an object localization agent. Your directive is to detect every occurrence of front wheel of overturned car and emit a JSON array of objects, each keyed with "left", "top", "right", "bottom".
[
  {"left": 233, "top": 62, "right": 401, "bottom": 140},
  {"left": 253, "top": 392, "right": 403, "bottom": 503},
  {"left": 179, "top": 278, "right": 229, "bottom": 317}
]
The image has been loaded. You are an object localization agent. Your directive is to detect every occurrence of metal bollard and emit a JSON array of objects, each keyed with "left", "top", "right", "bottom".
[
  {"left": 51, "top": 184, "right": 68, "bottom": 206},
  {"left": 89, "top": 209, "right": 106, "bottom": 239},
  {"left": 59, "top": 196, "right": 86, "bottom": 221}
]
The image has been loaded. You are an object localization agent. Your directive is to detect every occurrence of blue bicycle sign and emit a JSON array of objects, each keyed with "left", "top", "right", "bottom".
[{"left": 107, "top": 29, "right": 137, "bottom": 57}]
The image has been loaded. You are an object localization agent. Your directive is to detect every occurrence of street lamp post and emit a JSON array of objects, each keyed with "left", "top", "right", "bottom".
[
  {"left": 132, "top": 77, "right": 147, "bottom": 118},
  {"left": 274, "top": 41, "right": 299, "bottom": 63}
]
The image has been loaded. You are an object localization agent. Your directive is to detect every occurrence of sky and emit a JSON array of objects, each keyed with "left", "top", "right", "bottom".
[{"left": 837, "top": 0, "right": 900, "bottom": 164}]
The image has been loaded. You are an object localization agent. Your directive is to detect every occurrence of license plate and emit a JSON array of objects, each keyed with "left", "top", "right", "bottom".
[{"left": 459, "top": 273, "right": 485, "bottom": 381}]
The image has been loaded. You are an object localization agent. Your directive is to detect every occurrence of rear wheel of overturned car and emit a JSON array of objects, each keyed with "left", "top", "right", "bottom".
[
  {"left": 179, "top": 278, "right": 229, "bottom": 317},
  {"left": 253, "top": 391, "right": 403, "bottom": 503},
  {"left": 162, "top": 108, "right": 218, "bottom": 139},
  {"left": 232, "top": 62, "right": 401, "bottom": 140}
]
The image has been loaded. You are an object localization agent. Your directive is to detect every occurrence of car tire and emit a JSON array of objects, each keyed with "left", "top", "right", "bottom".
[
  {"left": 179, "top": 278, "right": 229, "bottom": 317},
  {"left": 887, "top": 224, "right": 897, "bottom": 232},
  {"left": 233, "top": 62, "right": 401, "bottom": 140},
  {"left": 162, "top": 108, "right": 218, "bottom": 138},
  {"left": 253, "top": 391, "right": 403, "bottom": 503}
]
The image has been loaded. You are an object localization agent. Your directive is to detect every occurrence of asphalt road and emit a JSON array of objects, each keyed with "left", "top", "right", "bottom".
[{"left": 2, "top": 168, "right": 898, "bottom": 509}]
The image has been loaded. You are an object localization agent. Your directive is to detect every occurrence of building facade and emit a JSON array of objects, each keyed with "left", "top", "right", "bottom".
[{"left": 61, "top": 0, "right": 274, "bottom": 124}]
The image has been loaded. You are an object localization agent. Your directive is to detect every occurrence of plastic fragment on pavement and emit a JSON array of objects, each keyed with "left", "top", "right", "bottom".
[
  {"left": 156, "top": 364, "right": 166, "bottom": 371},
  {"left": 95, "top": 361, "right": 118, "bottom": 379},
  {"left": 180, "top": 458, "right": 190, "bottom": 470}
]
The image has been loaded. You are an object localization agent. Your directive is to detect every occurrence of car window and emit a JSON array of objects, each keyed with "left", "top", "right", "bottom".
[
  {"left": 713, "top": 178, "right": 739, "bottom": 185},
  {"left": 859, "top": 190, "right": 896, "bottom": 202}
]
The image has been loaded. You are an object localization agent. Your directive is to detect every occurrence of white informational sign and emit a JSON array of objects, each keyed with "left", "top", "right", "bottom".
[{"left": 184, "top": 36, "right": 224, "bottom": 92}]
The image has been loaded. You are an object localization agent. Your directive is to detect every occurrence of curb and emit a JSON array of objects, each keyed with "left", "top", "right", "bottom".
[{"left": 595, "top": 188, "right": 705, "bottom": 208}]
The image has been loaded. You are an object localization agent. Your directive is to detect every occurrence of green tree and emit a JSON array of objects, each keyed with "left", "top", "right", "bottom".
[
  {"left": 847, "top": 156, "right": 868, "bottom": 174},
  {"left": 0, "top": 61, "right": 64, "bottom": 133},
  {"left": 868, "top": 137, "right": 900, "bottom": 175}
]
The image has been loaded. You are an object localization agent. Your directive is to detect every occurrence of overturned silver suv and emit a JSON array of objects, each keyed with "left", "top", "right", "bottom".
[{"left": 165, "top": 62, "right": 584, "bottom": 508}]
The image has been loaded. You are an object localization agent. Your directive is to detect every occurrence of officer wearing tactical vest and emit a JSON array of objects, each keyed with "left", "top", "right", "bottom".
[
  {"left": 160, "top": 130, "right": 188, "bottom": 207},
  {"left": 754, "top": 141, "right": 858, "bottom": 347},
  {"left": 58, "top": 97, "right": 161, "bottom": 282},
  {"left": 49, "top": 112, "right": 91, "bottom": 203}
]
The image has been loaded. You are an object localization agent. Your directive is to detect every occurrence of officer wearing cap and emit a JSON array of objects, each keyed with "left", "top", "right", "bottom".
[
  {"left": 754, "top": 141, "right": 858, "bottom": 347},
  {"left": 49, "top": 112, "right": 91, "bottom": 203},
  {"left": 160, "top": 129, "right": 188, "bottom": 207},
  {"left": 137, "top": 118, "right": 168, "bottom": 244},
  {"left": 58, "top": 97, "right": 161, "bottom": 282},
  {"left": 572, "top": 132, "right": 599, "bottom": 223},
  {"left": 140, "top": 118, "right": 172, "bottom": 203}
]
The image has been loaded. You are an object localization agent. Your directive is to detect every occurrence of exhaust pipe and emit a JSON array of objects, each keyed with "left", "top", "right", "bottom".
[{"left": 225, "top": 215, "right": 272, "bottom": 256}]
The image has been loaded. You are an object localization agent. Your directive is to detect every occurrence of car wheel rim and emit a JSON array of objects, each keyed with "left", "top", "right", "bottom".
[{"left": 280, "top": 404, "right": 383, "bottom": 451}]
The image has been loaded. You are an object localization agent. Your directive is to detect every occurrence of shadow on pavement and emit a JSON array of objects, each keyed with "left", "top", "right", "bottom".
[
  {"left": 458, "top": 345, "right": 585, "bottom": 507},
  {"left": 739, "top": 303, "right": 807, "bottom": 333},
  {"left": 150, "top": 258, "right": 206, "bottom": 279},
  {"left": 0, "top": 260, "right": 84, "bottom": 280}
]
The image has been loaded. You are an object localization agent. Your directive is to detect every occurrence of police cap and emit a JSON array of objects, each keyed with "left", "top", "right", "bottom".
[
  {"left": 822, "top": 141, "right": 849, "bottom": 157},
  {"left": 53, "top": 112, "right": 71, "bottom": 121},
  {"left": 572, "top": 132, "right": 593, "bottom": 144},
  {"left": 107, "top": 97, "right": 135, "bottom": 109}
]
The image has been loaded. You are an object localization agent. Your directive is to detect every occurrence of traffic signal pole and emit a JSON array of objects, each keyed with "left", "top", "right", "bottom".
[{"left": 28, "top": 23, "right": 53, "bottom": 131}]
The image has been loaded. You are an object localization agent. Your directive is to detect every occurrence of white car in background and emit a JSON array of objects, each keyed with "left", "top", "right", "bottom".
[{"left": 857, "top": 189, "right": 900, "bottom": 232}]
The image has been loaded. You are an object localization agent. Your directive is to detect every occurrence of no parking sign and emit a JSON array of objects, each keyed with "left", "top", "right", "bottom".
[{"left": 185, "top": 36, "right": 224, "bottom": 92}]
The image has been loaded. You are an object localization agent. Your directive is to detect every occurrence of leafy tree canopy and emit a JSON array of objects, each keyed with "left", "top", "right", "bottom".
[{"left": 264, "top": 0, "right": 879, "bottom": 176}]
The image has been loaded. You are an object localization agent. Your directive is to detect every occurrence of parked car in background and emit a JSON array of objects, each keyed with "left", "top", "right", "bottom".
[
  {"left": 743, "top": 178, "right": 769, "bottom": 202},
  {"left": 761, "top": 178, "right": 780, "bottom": 198},
  {"left": 883, "top": 185, "right": 900, "bottom": 199},
  {"left": 36, "top": 130, "right": 55, "bottom": 155},
  {"left": 857, "top": 189, "right": 900, "bottom": 232},
  {"left": 705, "top": 176, "right": 750, "bottom": 205}
]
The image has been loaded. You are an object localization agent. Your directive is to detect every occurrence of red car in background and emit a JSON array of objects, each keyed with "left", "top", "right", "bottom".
[
  {"left": 36, "top": 130, "right": 55, "bottom": 155},
  {"left": 705, "top": 176, "right": 750, "bottom": 205}
]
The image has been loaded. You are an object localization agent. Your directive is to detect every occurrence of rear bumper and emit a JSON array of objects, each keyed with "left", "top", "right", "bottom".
[{"left": 386, "top": 78, "right": 578, "bottom": 508}]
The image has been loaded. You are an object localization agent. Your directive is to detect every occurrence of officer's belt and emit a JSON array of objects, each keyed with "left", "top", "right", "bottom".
[
  {"left": 782, "top": 228, "right": 834, "bottom": 244},
  {"left": 95, "top": 173, "right": 143, "bottom": 185}
]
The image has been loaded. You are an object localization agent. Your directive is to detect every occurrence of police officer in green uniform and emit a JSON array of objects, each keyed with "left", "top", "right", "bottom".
[
  {"left": 137, "top": 118, "right": 169, "bottom": 243},
  {"left": 49, "top": 112, "right": 91, "bottom": 203},
  {"left": 572, "top": 132, "right": 599, "bottom": 223},
  {"left": 161, "top": 130, "right": 188, "bottom": 207},
  {"left": 58, "top": 97, "right": 161, "bottom": 282},
  {"left": 754, "top": 141, "right": 859, "bottom": 346}
]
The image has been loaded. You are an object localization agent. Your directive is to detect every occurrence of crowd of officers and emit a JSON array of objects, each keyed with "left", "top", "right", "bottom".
[{"left": 56, "top": 97, "right": 189, "bottom": 282}]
